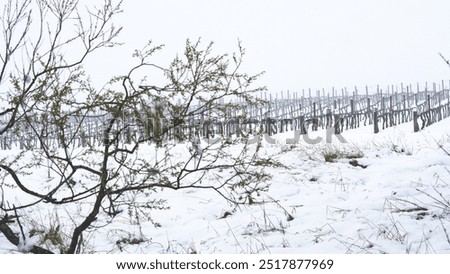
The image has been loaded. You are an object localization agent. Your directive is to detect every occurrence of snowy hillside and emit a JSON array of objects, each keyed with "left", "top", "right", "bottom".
[{"left": 1, "top": 118, "right": 450, "bottom": 254}]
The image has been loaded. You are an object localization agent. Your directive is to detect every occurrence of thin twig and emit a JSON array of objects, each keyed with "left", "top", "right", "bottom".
[
  {"left": 416, "top": 188, "right": 449, "bottom": 210},
  {"left": 439, "top": 52, "right": 450, "bottom": 67},
  {"left": 440, "top": 219, "right": 450, "bottom": 246},
  {"left": 224, "top": 219, "right": 245, "bottom": 253},
  {"left": 13, "top": 207, "right": 26, "bottom": 244}
]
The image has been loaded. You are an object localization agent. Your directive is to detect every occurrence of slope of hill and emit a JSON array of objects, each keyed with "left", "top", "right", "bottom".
[{"left": 1, "top": 118, "right": 450, "bottom": 254}]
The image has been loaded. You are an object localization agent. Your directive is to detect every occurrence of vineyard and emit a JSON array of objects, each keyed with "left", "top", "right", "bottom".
[{"left": 1, "top": 81, "right": 450, "bottom": 150}]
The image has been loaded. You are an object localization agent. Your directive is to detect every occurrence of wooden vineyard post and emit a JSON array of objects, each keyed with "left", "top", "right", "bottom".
[
  {"left": 376, "top": 84, "right": 380, "bottom": 101},
  {"left": 225, "top": 108, "right": 231, "bottom": 137},
  {"left": 413, "top": 108, "right": 419, "bottom": 132},
  {"left": 374, "top": 108, "right": 379, "bottom": 133},
  {"left": 319, "top": 102, "right": 323, "bottom": 128},
  {"left": 234, "top": 108, "right": 240, "bottom": 138},
  {"left": 312, "top": 102, "right": 317, "bottom": 131},
  {"left": 388, "top": 96, "right": 394, "bottom": 127},
  {"left": 332, "top": 87, "right": 336, "bottom": 104},
  {"left": 350, "top": 99, "right": 355, "bottom": 129},
  {"left": 406, "top": 85, "right": 410, "bottom": 108},
  {"left": 326, "top": 108, "right": 332, "bottom": 128},
  {"left": 291, "top": 103, "right": 296, "bottom": 131},
  {"left": 402, "top": 95, "right": 407, "bottom": 123},
  {"left": 80, "top": 127, "right": 87, "bottom": 147},
  {"left": 264, "top": 115, "right": 269, "bottom": 136},
  {"left": 334, "top": 111, "right": 341, "bottom": 135},
  {"left": 448, "top": 87, "right": 450, "bottom": 105},
  {"left": 299, "top": 113, "right": 306, "bottom": 134},
  {"left": 367, "top": 97, "right": 372, "bottom": 124}
]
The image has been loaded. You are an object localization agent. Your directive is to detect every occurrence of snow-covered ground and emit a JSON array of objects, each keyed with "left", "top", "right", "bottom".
[{"left": 1, "top": 118, "right": 450, "bottom": 254}]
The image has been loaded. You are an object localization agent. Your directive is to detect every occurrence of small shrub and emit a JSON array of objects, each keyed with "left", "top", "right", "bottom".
[
  {"left": 29, "top": 222, "right": 68, "bottom": 253},
  {"left": 323, "top": 150, "right": 341, "bottom": 163},
  {"left": 321, "top": 146, "right": 364, "bottom": 163}
]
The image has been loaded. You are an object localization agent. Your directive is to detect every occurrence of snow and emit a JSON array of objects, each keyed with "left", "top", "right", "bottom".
[
  {"left": 1, "top": 118, "right": 450, "bottom": 254},
  {"left": 17, "top": 234, "right": 38, "bottom": 253}
]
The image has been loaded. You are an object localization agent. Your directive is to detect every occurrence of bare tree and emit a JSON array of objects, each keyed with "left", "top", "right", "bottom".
[
  {"left": 0, "top": 1, "right": 276, "bottom": 254},
  {"left": 0, "top": 0, "right": 121, "bottom": 253}
]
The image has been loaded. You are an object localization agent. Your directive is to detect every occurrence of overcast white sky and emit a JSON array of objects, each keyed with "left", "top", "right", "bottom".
[{"left": 89, "top": 0, "right": 450, "bottom": 93}]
